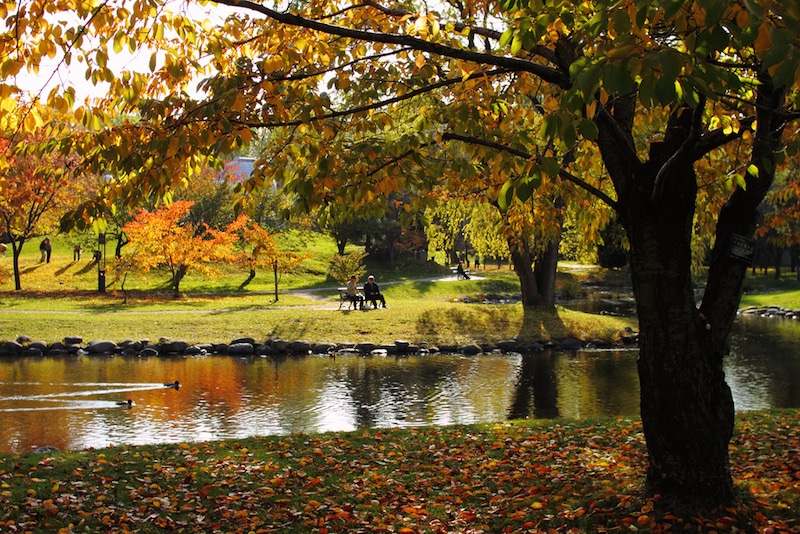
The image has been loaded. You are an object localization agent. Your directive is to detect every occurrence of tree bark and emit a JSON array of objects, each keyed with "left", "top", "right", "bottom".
[
  {"left": 620, "top": 153, "right": 735, "bottom": 504},
  {"left": 509, "top": 240, "right": 545, "bottom": 307},
  {"left": 596, "top": 99, "right": 743, "bottom": 505}
]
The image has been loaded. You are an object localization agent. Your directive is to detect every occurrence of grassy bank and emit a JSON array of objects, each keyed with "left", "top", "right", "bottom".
[
  {"left": 1, "top": 410, "right": 797, "bottom": 533},
  {"left": 0, "top": 241, "right": 639, "bottom": 344}
]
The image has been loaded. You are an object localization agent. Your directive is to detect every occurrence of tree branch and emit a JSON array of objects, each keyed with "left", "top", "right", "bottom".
[
  {"left": 212, "top": 0, "right": 571, "bottom": 88},
  {"left": 441, "top": 132, "right": 618, "bottom": 208},
  {"left": 227, "top": 68, "right": 511, "bottom": 128},
  {"left": 651, "top": 97, "right": 706, "bottom": 203}
]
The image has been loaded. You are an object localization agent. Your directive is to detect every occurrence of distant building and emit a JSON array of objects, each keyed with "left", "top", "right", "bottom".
[{"left": 222, "top": 157, "right": 255, "bottom": 184}]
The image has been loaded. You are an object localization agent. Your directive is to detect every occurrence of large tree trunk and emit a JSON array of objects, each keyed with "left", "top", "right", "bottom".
[
  {"left": 620, "top": 153, "right": 735, "bottom": 504},
  {"left": 533, "top": 239, "right": 559, "bottom": 307},
  {"left": 598, "top": 100, "right": 739, "bottom": 505},
  {"left": 509, "top": 241, "right": 544, "bottom": 306},
  {"left": 598, "top": 72, "right": 785, "bottom": 505}
]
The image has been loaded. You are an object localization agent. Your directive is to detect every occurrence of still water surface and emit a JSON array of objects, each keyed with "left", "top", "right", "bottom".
[{"left": 0, "top": 318, "right": 797, "bottom": 454}]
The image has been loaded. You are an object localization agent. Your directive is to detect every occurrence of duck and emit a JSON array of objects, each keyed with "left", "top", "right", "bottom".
[
  {"left": 116, "top": 399, "right": 134, "bottom": 408},
  {"left": 163, "top": 381, "right": 180, "bottom": 390}
]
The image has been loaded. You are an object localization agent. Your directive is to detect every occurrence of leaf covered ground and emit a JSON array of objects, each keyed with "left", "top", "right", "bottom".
[{"left": 0, "top": 411, "right": 797, "bottom": 533}]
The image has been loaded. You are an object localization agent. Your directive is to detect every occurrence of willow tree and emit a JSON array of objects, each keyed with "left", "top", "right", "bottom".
[{"left": 4, "top": 0, "right": 800, "bottom": 505}]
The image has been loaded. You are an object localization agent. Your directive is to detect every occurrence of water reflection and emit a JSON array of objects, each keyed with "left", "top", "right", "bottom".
[{"left": 0, "top": 317, "right": 798, "bottom": 454}]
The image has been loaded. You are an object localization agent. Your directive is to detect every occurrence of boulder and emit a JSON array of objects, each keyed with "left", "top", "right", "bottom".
[
  {"left": 355, "top": 342, "right": 377, "bottom": 353},
  {"left": 160, "top": 340, "right": 189, "bottom": 354},
  {"left": 138, "top": 346, "right": 160, "bottom": 357},
  {"left": 289, "top": 340, "right": 311, "bottom": 354},
  {"left": 270, "top": 339, "right": 288, "bottom": 352},
  {"left": 85, "top": 340, "right": 118, "bottom": 354},
  {"left": 312, "top": 342, "right": 337, "bottom": 354},
  {"left": 460, "top": 343, "right": 483, "bottom": 355},
  {"left": 228, "top": 342, "right": 255, "bottom": 356}
]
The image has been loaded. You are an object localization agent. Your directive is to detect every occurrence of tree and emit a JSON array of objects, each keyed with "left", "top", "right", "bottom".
[
  {"left": 7, "top": 0, "right": 800, "bottom": 506},
  {"left": 121, "top": 200, "right": 236, "bottom": 294},
  {"left": 0, "top": 105, "right": 84, "bottom": 290},
  {"left": 327, "top": 250, "right": 368, "bottom": 286},
  {"left": 757, "top": 163, "right": 800, "bottom": 279},
  {"left": 226, "top": 214, "right": 306, "bottom": 299}
]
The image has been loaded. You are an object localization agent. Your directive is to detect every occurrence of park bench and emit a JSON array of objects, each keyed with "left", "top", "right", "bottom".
[
  {"left": 338, "top": 286, "right": 363, "bottom": 309},
  {"left": 450, "top": 267, "right": 471, "bottom": 280}
]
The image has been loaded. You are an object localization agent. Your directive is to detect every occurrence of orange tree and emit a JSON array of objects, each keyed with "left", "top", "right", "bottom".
[
  {"left": 757, "top": 160, "right": 800, "bottom": 277},
  {"left": 0, "top": 103, "right": 85, "bottom": 290},
  {"left": 5, "top": 0, "right": 800, "bottom": 506},
  {"left": 121, "top": 200, "right": 236, "bottom": 294}
]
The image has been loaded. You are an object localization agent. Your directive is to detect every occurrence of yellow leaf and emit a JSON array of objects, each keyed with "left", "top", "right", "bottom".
[{"left": 415, "top": 53, "right": 425, "bottom": 69}]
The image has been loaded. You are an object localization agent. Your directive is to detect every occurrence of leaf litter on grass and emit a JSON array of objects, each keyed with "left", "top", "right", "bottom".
[{"left": 0, "top": 411, "right": 798, "bottom": 533}]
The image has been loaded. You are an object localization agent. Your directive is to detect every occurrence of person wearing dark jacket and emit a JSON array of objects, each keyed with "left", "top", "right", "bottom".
[{"left": 363, "top": 275, "right": 387, "bottom": 309}]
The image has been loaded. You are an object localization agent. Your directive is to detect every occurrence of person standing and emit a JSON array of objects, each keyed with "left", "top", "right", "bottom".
[
  {"left": 39, "top": 238, "right": 51, "bottom": 263},
  {"left": 363, "top": 275, "right": 387, "bottom": 309}
]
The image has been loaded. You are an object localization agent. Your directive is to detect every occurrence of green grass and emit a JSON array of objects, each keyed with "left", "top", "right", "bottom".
[
  {"left": 0, "top": 410, "right": 797, "bottom": 533},
  {"left": 2, "top": 233, "right": 798, "bottom": 345},
  {"left": 740, "top": 270, "right": 800, "bottom": 308}
]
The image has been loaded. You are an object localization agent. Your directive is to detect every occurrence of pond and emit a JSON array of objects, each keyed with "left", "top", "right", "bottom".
[{"left": 0, "top": 317, "right": 797, "bottom": 454}]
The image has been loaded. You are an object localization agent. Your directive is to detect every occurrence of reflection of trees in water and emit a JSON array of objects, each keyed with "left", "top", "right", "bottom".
[
  {"left": 342, "top": 357, "right": 459, "bottom": 429},
  {"left": 509, "top": 353, "right": 559, "bottom": 419},
  {"left": 727, "top": 319, "right": 800, "bottom": 409}
]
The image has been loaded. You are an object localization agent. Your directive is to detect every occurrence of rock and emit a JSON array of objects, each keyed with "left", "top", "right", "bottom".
[
  {"left": 270, "top": 339, "right": 288, "bottom": 352},
  {"left": 211, "top": 343, "right": 228, "bottom": 354},
  {"left": 63, "top": 336, "right": 83, "bottom": 345},
  {"left": 184, "top": 345, "right": 207, "bottom": 356},
  {"left": 85, "top": 340, "right": 118, "bottom": 354},
  {"left": 558, "top": 338, "right": 584, "bottom": 351},
  {"left": 496, "top": 340, "right": 520, "bottom": 352},
  {"left": 289, "top": 340, "right": 311, "bottom": 354},
  {"left": 355, "top": 342, "right": 377, "bottom": 353},
  {"left": 0, "top": 340, "right": 24, "bottom": 356},
  {"left": 312, "top": 342, "right": 337, "bottom": 354},
  {"left": 460, "top": 343, "right": 483, "bottom": 355},
  {"left": 138, "top": 346, "right": 160, "bottom": 357},
  {"left": 29, "top": 340, "right": 48, "bottom": 352},
  {"left": 16, "top": 335, "right": 32, "bottom": 344},
  {"left": 160, "top": 340, "right": 189, "bottom": 354},
  {"left": 228, "top": 343, "right": 255, "bottom": 356},
  {"left": 231, "top": 337, "right": 256, "bottom": 346},
  {"left": 22, "top": 347, "right": 43, "bottom": 357}
]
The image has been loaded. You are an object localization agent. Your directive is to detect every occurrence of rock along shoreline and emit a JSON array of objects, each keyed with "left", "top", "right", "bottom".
[
  {"left": 2, "top": 305, "right": 794, "bottom": 359},
  {"left": 2, "top": 330, "right": 641, "bottom": 359}
]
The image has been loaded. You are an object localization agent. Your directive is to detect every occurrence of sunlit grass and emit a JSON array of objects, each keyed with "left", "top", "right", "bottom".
[{"left": 3, "top": 234, "right": 798, "bottom": 345}]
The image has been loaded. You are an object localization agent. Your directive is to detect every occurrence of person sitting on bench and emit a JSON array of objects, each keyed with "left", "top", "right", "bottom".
[
  {"left": 346, "top": 275, "right": 364, "bottom": 309},
  {"left": 456, "top": 260, "right": 470, "bottom": 280},
  {"left": 363, "top": 275, "right": 387, "bottom": 308}
]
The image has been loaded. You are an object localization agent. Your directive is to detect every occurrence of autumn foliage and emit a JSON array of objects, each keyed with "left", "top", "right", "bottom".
[
  {"left": 0, "top": 411, "right": 797, "bottom": 533},
  {"left": 122, "top": 200, "right": 237, "bottom": 293}
]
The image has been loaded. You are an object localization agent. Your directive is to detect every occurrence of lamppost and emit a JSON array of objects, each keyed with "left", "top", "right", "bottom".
[{"left": 97, "top": 232, "right": 107, "bottom": 293}]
